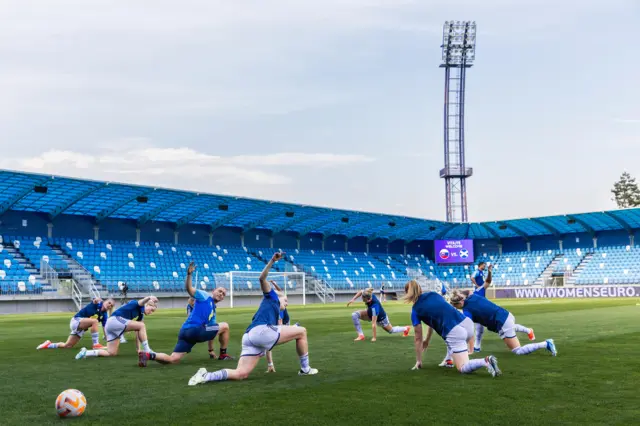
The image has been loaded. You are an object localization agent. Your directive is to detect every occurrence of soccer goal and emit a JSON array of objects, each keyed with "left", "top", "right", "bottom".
[{"left": 212, "top": 271, "right": 306, "bottom": 308}]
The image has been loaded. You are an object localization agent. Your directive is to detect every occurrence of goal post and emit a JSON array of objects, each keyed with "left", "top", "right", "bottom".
[{"left": 212, "top": 271, "right": 306, "bottom": 308}]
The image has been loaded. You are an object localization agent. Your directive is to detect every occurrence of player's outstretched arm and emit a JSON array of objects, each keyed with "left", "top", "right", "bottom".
[
  {"left": 412, "top": 325, "right": 423, "bottom": 369},
  {"left": 346, "top": 290, "right": 363, "bottom": 307},
  {"left": 260, "top": 252, "right": 283, "bottom": 293},
  {"left": 138, "top": 295, "right": 158, "bottom": 306},
  {"left": 371, "top": 314, "right": 378, "bottom": 341},
  {"left": 266, "top": 351, "right": 276, "bottom": 373},
  {"left": 270, "top": 280, "right": 283, "bottom": 293},
  {"left": 484, "top": 265, "right": 493, "bottom": 287},
  {"left": 185, "top": 262, "right": 197, "bottom": 297}
]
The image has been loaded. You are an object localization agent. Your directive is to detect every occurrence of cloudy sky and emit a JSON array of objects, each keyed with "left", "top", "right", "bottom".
[{"left": 1, "top": 0, "right": 638, "bottom": 222}]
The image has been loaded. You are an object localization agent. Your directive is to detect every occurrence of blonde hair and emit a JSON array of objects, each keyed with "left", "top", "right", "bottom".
[
  {"left": 449, "top": 290, "right": 469, "bottom": 305},
  {"left": 362, "top": 288, "right": 374, "bottom": 300},
  {"left": 402, "top": 280, "right": 422, "bottom": 304}
]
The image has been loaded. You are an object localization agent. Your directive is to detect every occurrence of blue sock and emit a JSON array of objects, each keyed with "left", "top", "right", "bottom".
[
  {"left": 299, "top": 353, "right": 310, "bottom": 372},
  {"left": 205, "top": 370, "right": 228, "bottom": 382},
  {"left": 461, "top": 358, "right": 486, "bottom": 374},
  {"left": 49, "top": 343, "right": 58, "bottom": 349},
  {"left": 512, "top": 342, "right": 546, "bottom": 355}
]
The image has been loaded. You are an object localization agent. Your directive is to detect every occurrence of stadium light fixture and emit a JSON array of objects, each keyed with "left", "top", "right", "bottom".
[{"left": 441, "top": 21, "right": 476, "bottom": 67}]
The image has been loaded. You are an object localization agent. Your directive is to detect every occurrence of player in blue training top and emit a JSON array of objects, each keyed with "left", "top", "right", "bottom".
[
  {"left": 75, "top": 295, "right": 158, "bottom": 360},
  {"left": 188, "top": 252, "right": 318, "bottom": 386},
  {"left": 449, "top": 290, "right": 556, "bottom": 357},
  {"left": 37, "top": 297, "right": 115, "bottom": 351},
  {"left": 347, "top": 288, "right": 410, "bottom": 342},
  {"left": 186, "top": 294, "right": 221, "bottom": 359},
  {"left": 138, "top": 262, "right": 233, "bottom": 367},
  {"left": 470, "top": 262, "right": 493, "bottom": 352},
  {"left": 403, "top": 280, "right": 501, "bottom": 377}
]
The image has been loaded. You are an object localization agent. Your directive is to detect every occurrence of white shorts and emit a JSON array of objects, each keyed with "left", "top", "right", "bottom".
[
  {"left": 498, "top": 313, "right": 517, "bottom": 339},
  {"left": 105, "top": 316, "right": 130, "bottom": 342},
  {"left": 241, "top": 325, "right": 280, "bottom": 357},
  {"left": 70, "top": 317, "right": 85, "bottom": 338},
  {"left": 377, "top": 317, "right": 390, "bottom": 327},
  {"left": 445, "top": 317, "right": 474, "bottom": 354}
]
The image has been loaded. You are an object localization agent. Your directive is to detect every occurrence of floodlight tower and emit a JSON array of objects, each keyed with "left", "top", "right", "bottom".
[{"left": 439, "top": 21, "right": 477, "bottom": 223}]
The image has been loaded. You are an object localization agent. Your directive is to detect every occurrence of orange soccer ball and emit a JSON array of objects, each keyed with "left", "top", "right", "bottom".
[{"left": 55, "top": 389, "right": 87, "bottom": 418}]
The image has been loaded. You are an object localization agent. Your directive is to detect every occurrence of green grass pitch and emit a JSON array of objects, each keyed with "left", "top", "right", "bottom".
[{"left": 1, "top": 298, "right": 639, "bottom": 425}]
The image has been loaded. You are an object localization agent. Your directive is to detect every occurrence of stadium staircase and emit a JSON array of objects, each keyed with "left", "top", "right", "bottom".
[
  {"left": 50, "top": 244, "right": 102, "bottom": 300},
  {"left": 566, "top": 253, "right": 594, "bottom": 285},
  {"left": 535, "top": 254, "right": 563, "bottom": 286}
]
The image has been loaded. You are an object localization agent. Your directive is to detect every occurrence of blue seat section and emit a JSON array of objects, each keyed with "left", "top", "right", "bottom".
[
  {"left": 574, "top": 245, "right": 640, "bottom": 285},
  {"left": 54, "top": 238, "right": 271, "bottom": 293},
  {"left": 0, "top": 236, "right": 43, "bottom": 294},
  {"left": 284, "top": 249, "right": 407, "bottom": 290},
  {"left": 474, "top": 251, "right": 556, "bottom": 287},
  {"left": 7, "top": 236, "right": 68, "bottom": 270}
]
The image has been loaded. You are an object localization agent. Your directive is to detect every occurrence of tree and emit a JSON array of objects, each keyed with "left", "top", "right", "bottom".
[{"left": 611, "top": 172, "right": 640, "bottom": 208}]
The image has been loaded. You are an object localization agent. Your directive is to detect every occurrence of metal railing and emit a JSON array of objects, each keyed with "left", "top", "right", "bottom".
[{"left": 71, "top": 280, "right": 82, "bottom": 310}]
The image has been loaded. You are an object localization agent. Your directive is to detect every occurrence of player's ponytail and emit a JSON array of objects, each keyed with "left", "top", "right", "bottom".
[
  {"left": 402, "top": 280, "right": 422, "bottom": 304},
  {"left": 449, "top": 290, "right": 464, "bottom": 305}
]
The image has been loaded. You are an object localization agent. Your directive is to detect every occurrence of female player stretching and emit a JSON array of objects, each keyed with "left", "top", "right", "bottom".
[
  {"left": 188, "top": 252, "right": 318, "bottom": 386},
  {"left": 137, "top": 262, "right": 232, "bottom": 366},
  {"left": 347, "top": 288, "right": 410, "bottom": 341},
  {"left": 37, "top": 297, "right": 115, "bottom": 351},
  {"left": 449, "top": 290, "right": 556, "bottom": 357},
  {"left": 403, "top": 280, "right": 501, "bottom": 377},
  {"left": 75, "top": 295, "right": 158, "bottom": 360},
  {"left": 470, "top": 262, "right": 494, "bottom": 352}
]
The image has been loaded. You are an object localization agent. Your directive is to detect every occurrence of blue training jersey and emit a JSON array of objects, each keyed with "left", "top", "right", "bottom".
[
  {"left": 472, "top": 269, "right": 487, "bottom": 297},
  {"left": 186, "top": 303, "right": 193, "bottom": 316},
  {"left": 246, "top": 289, "right": 280, "bottom": 333},
  {"left": 280, "top": 308, "right": 290, "bottom": 325},
  {"left": 411, "top": 292, "right": 465, "bottom": 338},
  {"left": 112, "top": 300, "right": 145, "bottom": 321},
  {"left": 74, "top": 301, "right": 108, "bottom": 327},
  {"left": 366, "top": 294, "right": 387, "bottom": 322},
  {"left": 462, "top": 293, "right": 509, "bottom": 333},
  {"left": 182, "top": 290, "right": 216, "bottom": 330}
]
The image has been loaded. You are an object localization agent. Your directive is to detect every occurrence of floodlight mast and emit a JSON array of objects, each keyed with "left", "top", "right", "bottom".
[{"left": 439, "top": 21, "right": 476, "bottom": 223}]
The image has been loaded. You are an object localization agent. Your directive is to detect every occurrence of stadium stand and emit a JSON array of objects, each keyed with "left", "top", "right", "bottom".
[{"left": 1, "top": 169, "right": 640, "bottom": 305}]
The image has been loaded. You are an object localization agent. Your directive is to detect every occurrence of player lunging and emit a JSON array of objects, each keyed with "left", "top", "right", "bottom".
[
  {"left": 37, "top": 298, "right": 115, "bottom": 351},
  {"left": 188, "top": 252, "right": 318, "bottom": 386},
  {"left": 138, "top": 262, "right": 232, "bottom": 366},
  {"left": 470, "top": 262, "right": 496, "bottom": 352},
  {"left": 403, "top": 280, "right": 501, "bottom": 377},
  {"left": 449, "top": 290, "right": 556, "bottom": 357},
  {"left": 75, "top": 296, "right": 158, "bottom": 360},
  {"left": 347, "top": 288, "right": 410, "bottom": 341}
]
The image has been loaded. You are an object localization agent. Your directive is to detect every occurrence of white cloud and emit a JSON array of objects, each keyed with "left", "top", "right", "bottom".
[{"left": 2, "top": 146, "right": 375, "bottom": 188}]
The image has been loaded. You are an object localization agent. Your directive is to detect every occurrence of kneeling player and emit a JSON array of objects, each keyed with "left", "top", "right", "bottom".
[
  {"left": 188, "top": 252, "right": 318, "bottom": 386},
  {"left": 347, "top": 288, "right": 410, "bottom": 341},
  {"left": 404, "top": 280, "right": 501, "bottom": 377},
  {"left": 75, "top": 296, "right": 158, "bottom": 359},
  {"left": 448, "top": 290, "right": 556, "bottom": 358},
  {"left": 138, "top": 262, "right": 232, "bottom": 366},
  {"left": 37, "top": 297, "right": 114, "bottom": 351}
]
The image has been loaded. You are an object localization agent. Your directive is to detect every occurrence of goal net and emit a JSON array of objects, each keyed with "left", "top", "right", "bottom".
[{"left": 212, "top": 271, "right": 306, "bottom": 308}]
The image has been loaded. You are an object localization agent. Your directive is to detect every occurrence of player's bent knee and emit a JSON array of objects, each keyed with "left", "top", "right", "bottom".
[
  {"left": 219, "top": 322, "right": 229, "bottom": 332},
  {"left": 351, "top": 311, "right": 359, "bottom": 320}
]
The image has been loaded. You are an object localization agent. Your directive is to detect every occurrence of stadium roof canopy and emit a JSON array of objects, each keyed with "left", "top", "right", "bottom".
[{"left": 1, "top": 169, "right": 638, "bottom": 242}]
